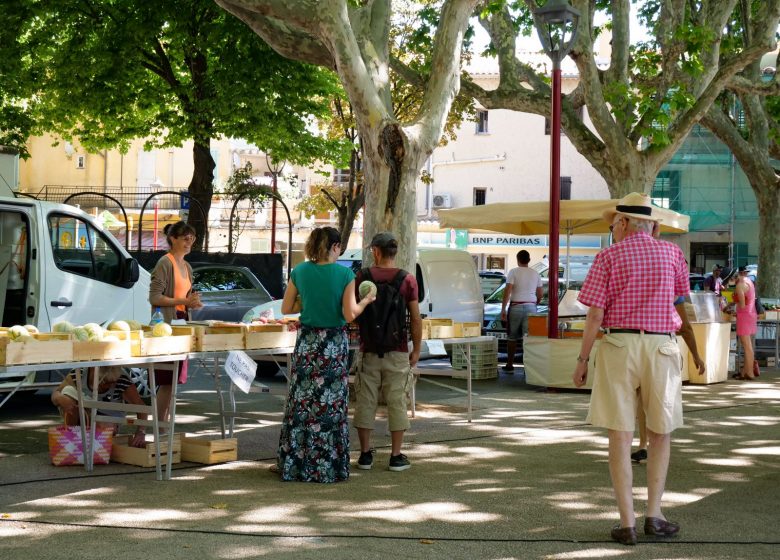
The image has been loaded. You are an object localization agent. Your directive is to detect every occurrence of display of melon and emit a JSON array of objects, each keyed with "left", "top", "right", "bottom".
[
  {"left": 151, "top": 322, "right": 173, "bottom": 337},
  {"left": 108, "top": 320, "right": 130, "bottom": 332},
  {"left": 7, "top": 325, "right": 30, "bottom": 341},
  {"left": 52, "top": 321, "right": 75, "bottom": 333},
  {"left": 71, "top": 327, "right": 90, "bottom": 341},
  {"left": 126, "top": 319, "right": 144, "bottom": 331},
  {"left": 82, "top": 323, "right": 104, "bottom": 341},
  {"left": 23, "top": 324, "right": 39, "bottom": 334}
]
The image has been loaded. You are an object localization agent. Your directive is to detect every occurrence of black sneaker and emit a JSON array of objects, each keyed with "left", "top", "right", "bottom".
[
  {"left": 388, "top": 453, "right": 411, "bottom": 472},
  {"left": 631, "top": 449, "right": 648, "bottom": 463},
  {"left": 357, "top": 449, "right": 374, "bottom": 470}
]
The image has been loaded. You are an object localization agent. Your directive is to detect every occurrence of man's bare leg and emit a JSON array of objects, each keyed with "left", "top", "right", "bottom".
[
  {"left": 645, "top": 429, "right": 671, "bottom": 519},
  {"left": 608, "top": 429, "right": 636, "bottom": 528}
]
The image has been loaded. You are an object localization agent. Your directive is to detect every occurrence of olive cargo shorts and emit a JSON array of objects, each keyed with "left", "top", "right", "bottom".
[{"left": 353, "top": 351, "right": 412, "bottom": 432}]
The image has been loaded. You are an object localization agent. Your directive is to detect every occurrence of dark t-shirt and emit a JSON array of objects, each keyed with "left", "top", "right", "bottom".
[{"left": 355, "top": 266, "right": 418, "bottom": 353}]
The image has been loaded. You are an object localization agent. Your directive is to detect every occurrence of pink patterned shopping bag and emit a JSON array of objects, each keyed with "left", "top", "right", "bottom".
[{"left": 48, "top": 425, "right": 113, "bottom": 466}]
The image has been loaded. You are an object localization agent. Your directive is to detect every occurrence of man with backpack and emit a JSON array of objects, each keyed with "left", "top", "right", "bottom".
[{"left": 353, "top": 232, "right": 422, "bottom": 472}]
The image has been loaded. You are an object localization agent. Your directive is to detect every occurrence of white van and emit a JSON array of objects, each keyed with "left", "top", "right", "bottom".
[
  {"left": 336, "top": 247, "right": 483, "bottom": 354},
  {"left": 0, "top": 196, "right": 151, "bottom": 398}
]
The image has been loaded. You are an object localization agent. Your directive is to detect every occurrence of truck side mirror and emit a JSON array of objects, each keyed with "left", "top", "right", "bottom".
[{"left": 120, "top": 258, "right": 140, "bottom": 288}]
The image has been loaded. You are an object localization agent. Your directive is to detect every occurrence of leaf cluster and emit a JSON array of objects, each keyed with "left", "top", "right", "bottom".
[{"left": 0, "top": 0, "right": 344, "bottom": 165}]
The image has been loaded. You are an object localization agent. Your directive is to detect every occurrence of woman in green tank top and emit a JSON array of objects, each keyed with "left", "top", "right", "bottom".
[{"left": 276, "top": 227, "right": 374, "bottom": 482}]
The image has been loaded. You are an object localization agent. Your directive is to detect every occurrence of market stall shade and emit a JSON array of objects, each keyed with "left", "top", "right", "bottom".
[{"left": 438, "top": 199, "right": 690, "bottom": 236}]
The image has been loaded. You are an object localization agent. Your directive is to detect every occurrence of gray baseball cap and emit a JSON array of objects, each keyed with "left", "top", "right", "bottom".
[{"left": 370, "top": 232, "right": 398, "bottom": 249}]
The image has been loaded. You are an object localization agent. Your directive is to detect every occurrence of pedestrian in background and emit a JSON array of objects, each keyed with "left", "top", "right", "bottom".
[
  {"left": 572, "top": 192, "right": 688, "bottom": 546},
  {"left": 500, "top": 250, "right": 542, "bottom": 372},
  {"left": 733, "top": 265, "right": 758, "bottom": 380}
]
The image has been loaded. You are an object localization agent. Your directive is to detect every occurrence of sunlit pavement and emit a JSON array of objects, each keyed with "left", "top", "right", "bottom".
[{"left": 1, "top": 359, "right": 778, "bottom": 560}]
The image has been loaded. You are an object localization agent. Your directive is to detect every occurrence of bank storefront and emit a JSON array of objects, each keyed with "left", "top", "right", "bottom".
[{"left": 417, "top": 226, "right": 606, "bottom": 272}]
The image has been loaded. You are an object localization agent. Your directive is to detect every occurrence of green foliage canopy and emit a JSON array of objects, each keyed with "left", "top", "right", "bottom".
[{"left": 0, "top": 0, "right": 346, "bottom": 165}]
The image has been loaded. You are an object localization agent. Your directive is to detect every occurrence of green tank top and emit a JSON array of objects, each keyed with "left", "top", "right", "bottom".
[{"left": 291, "top": 261, "right": 355, "bottom": 327}]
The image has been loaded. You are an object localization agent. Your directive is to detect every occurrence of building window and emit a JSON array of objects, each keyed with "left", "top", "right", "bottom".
[
  {"left": 474, "top": 187, "right": 487, "bottom": 206},
  {"left": 545, "top": 106, "right": 584, "bottom": 135},
  {"left": 76, "top": 155, "right": 86, "bottom": 169},
  {"left": 652, "top": 170, "right": 681, "bottom": 211},
  {"left": 476, "top": 110, "right": 489, "bottom": 134},
  {"left": 333, "top": 168, "right": 351, "bottom": 185}
]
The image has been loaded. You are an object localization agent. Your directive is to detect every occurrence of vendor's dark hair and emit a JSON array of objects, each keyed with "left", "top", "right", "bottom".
[
  {"left": 164, "top": 221, "right": 196, "bottom": 247},
  {"left": 305, "top": 227, "right": 341, "bottom": 262}
]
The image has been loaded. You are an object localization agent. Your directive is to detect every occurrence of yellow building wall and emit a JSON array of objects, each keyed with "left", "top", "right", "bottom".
[{"left": 19, "top": 134, "right": 233, "bottom": 198}]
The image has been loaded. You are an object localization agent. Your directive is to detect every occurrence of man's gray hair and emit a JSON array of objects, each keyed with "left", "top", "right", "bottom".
[{"left": 625, "top": 216, "right": 655, "bottom": 234}]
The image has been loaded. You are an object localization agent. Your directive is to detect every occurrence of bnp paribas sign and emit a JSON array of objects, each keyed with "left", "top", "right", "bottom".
[{"left": 469, "top": 234, "right": 546, "bottom": 246}]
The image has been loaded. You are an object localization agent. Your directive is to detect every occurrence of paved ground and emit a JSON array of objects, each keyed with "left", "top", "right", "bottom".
[{"left": 1, "top": 359, "right": 778, "bottom": 559}]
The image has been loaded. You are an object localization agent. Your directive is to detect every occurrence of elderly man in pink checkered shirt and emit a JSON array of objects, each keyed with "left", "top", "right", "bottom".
[{"left": 572, "top": 192, "right": 689, "bottom": 546}]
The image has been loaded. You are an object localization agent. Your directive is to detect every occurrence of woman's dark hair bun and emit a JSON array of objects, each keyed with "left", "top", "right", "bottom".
[{"left": 163, "top": 223, "right": 172, "bottom": 235}]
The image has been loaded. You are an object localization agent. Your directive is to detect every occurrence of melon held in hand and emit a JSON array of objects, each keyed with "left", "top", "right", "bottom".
[{"left": 359, "top": 280, "right": 377, "bottom": 300}]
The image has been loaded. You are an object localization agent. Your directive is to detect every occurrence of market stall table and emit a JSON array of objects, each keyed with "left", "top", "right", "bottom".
[
  {"left": 0, "top": 354, "right": 188, "bottom": 481},
  {"left": 414, "top": 335, "right": 496, "bottom": 422}
]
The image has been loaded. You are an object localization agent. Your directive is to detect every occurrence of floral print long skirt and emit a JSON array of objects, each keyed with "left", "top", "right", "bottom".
[{"left": 277, "top": 325, "right": 350, "bottom": 482}]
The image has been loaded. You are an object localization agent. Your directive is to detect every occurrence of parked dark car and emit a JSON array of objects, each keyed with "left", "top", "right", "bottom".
[
  {"left": 478, "top": 270, "right": 507, "bottom": 300},
  {"left": 189, "top": 264, "right": 277, "bottom": 322}
]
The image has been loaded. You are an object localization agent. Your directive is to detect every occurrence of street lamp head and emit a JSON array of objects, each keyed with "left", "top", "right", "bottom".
[{"left": 532, "top": 0, "right": 581, "bottom": 65}]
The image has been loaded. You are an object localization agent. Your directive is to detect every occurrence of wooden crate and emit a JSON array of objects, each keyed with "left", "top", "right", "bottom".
[
  {"left": 181, "top": 436, "right": 238, "bottom": 464},
  {"left": 422, "top": 318, "right": 454, "bottom": 340},
  {"left": 0, "top": 332, "right": 74, "bottom": 365},
  {"left": 135, "top": 326, "right": 194, "bottom": 356},
  {"left": 192, "top": 324, "right": 245, "bottom": 352},
  {"left": 111, "top": 434, "right": 181, "bottom": 467},
  {"left": 456, "top": 322, "right": 482, "bottom": 337},
  {"left": 72, "top": 330, "right": 132, "bottom": 361},
  {"left": 244, "top": 324, "right": 297, "bottom": 349}
]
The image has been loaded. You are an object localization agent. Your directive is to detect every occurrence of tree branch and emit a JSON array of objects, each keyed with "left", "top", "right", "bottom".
[{"left": 215, "top": 0, "right": 335, "bottom": 68}]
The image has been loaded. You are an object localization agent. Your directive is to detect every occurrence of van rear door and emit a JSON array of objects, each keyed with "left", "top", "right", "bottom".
[{"left": 417, "top": 249, "right": 483, "bottom": 323}]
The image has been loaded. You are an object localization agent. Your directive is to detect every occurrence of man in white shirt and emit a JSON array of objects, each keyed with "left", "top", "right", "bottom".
[{"left": 501, "top": 250, "right": 543, "bottom": 372}]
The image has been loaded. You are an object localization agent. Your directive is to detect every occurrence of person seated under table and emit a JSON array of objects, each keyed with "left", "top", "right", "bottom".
[{"left": 51, "top": 366, "right": 148, "bottom": 447}]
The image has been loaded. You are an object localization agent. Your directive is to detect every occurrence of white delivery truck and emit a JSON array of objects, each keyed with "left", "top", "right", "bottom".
[{"left": 0, "top": 194, "right": 151, "bottom": 401}]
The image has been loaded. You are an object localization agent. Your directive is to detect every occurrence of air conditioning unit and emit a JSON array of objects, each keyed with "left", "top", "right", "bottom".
[{"left": 432, "top": 193, "right": 452, "bottom": 209}]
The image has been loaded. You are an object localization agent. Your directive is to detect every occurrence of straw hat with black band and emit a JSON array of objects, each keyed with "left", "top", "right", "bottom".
[{"left": 602, "top": 192, "right": 662, "bottom": 224}]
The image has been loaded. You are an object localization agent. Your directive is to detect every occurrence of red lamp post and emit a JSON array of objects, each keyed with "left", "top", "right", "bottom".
[{"left": 532, "top": 0, "right": 580, "bottom": 339}]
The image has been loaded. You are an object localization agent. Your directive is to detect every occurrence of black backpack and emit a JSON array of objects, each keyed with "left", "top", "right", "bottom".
[{"left": 357, "top": 268, "right": 408, "bottom": 357}]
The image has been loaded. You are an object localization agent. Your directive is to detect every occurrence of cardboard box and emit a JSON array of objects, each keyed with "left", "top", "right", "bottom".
[
  {"left": 111, "top": 434, "right": 181, "bottom": 467},
  {"left": 181, "top": 436, "right": 238, "bottom": 464},
  {"left": 0, "top": 332, "right": 73, "bottom": 365}
]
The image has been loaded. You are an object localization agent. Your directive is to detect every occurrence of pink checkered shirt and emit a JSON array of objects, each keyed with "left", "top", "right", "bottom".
[{"left": 578, "top": 231, "right": 688, "bottom": 332}]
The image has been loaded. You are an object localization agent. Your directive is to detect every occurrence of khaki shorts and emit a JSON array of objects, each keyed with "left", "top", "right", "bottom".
[
  {"left": 353, "top": 351, "right": 412, "bottom": 432},
  {"left": 587, "top": 332, "right": 683, "bottom": 434}
]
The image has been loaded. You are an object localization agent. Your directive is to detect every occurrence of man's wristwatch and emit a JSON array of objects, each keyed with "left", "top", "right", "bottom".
[{"left": 576, "top": 355, "right": 589, "bottom": 364}]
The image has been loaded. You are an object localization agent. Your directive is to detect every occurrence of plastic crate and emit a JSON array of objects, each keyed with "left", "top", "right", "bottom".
[
  {"left": 451, "top": 363, "right": 499, "bottom": 380},
  {"left": 451, "top": 338, "right": 499, "bottom": 370}
]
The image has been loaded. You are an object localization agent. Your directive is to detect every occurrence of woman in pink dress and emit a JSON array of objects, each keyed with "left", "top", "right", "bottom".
[{"left": 734, "top": 266, "right": 758, "bottom": 380}]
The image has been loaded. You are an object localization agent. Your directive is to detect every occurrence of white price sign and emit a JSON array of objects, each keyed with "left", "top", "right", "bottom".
[
  {"left": 224, "top": 350, "right": 258, "bottom": 394},
  {"left": 425, "top": 339, "right": 447, "bottom": 356}
]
